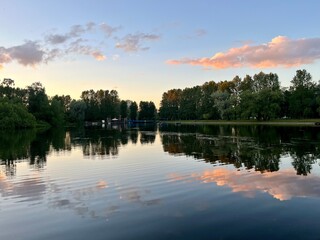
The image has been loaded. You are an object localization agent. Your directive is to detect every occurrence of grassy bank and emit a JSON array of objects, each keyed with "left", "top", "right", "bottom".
[{"left": 162, "top": 119, "right": 320, "bottom": 126}]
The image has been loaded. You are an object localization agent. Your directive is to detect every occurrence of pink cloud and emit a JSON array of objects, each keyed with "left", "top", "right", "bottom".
[
  {"left": 167, "top": 36, "right": 320, "bottom": 69},
  {"left": 92, "top": 51, "right": 106, "bottom": 61}
]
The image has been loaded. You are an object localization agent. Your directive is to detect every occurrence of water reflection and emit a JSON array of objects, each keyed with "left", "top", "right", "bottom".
[
  {"left": 2, "top": 124, "right": 320, "bottom": 240},
  {"left": 160, "top": 125, "right": 320, "bottom": 175},
  {"left": 0, "top": 171, "right": 46, "bottom": 202},
  {"left": 168, "top": 168, "right": 320, "bottom": 201},
  {"left": 0, "top": 125, "right": 158, "bottom": 177},
  {"left": 1, "top": 125, "right": 320, "bottom": 178}
]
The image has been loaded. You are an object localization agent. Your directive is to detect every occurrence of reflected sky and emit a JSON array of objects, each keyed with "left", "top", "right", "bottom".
[{"left": 168, "top": 166, "right": 320, "bottom": 201}]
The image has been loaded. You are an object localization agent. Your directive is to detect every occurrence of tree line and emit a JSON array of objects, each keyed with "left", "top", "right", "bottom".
[
  {"left": 159, "top": 69, "right": 320, "bottom": 120},
  {"left": 1, "top": 68, "right": 319, "bottom": 128},
  {"left": 0, "top": 79, "right": 157, "bottom": 129}
]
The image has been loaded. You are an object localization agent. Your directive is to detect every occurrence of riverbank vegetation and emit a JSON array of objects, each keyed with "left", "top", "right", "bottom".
[
  {"left": 0, "top": 78, "right": 157, "bottom": 129},
  {"left": 159, "top": 69, "right": 320, "bottom": 121},
  {"left": 0, "top": 69, "right": 319, "bottom": 129}
]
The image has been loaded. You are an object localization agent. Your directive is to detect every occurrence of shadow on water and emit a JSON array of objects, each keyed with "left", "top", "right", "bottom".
[{"left": 1, "top": 124, "right": 320, "bottom": 176}]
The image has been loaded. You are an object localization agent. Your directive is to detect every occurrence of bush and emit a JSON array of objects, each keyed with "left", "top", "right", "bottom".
[{"left": 0, "top": 102, "right": 36, "bottom": 129}]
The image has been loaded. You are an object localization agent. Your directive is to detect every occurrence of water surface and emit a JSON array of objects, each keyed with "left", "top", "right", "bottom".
[{"left": 1, "top": 125, "right": 320, "bottom": 239}]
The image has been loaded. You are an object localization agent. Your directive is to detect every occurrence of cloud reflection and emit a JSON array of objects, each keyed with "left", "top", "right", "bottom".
[
  {"left": 0, "top": 171, "right": 46, "bottom": 202},
  {"left": 168, "top": 167, "right": 320, "bottom": 201}
]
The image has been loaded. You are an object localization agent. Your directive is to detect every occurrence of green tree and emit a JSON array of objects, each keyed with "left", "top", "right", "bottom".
[
  {"left": 69, "top": 100, "right": 86, "bottom": 123},
  {"left": 129, "top": 101, "right": 138, "bottom": 120},
  {"left": 179, "top": 86, "right": 201, "bottom": 120},
  {"left": 159, "top": 89, "right": 182, "bottom": 120},
  {"left": 49, "top": 97, "right": 65, "bottom": 126},
  {"left": 80, "top": 89, "right": 120, "bottom": 121},
  {"left": 120, "top": 100, "right": 128, "bottom": 120},
  {"left": 0, "top": 78, "right": 15, "bottom": 100},
  {"left": 138, "top": 101, "right": 157, "bottom": 120},
  {"left": 81, "top": 89, "right": 99, "bottom": 121},
  {"left": 27, "top": 82, "right": 51, "bottom": 123},
  {"left": 199, "top": 81, "right": 219, "bottom": 120},
  {"left": 289, "top": 69, "right": 316, "bottom": 118},
  {"left": 0, "top": 101, "right": 36, "bottom": 129},
  {"left": 239, "top": 72, "right": 282, "bottom": 120},
  {"left": 212, "top": 91, "right": 236, "bottom": 120}
]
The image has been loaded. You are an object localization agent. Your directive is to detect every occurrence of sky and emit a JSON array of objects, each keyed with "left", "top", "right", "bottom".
[{"left": 1, "top": 0, "right": 320, "bottom": 107}]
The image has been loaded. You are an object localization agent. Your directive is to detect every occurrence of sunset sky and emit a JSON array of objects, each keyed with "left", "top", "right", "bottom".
[{"left": 1, "top": 0, "right": 320, "bottom": 106}]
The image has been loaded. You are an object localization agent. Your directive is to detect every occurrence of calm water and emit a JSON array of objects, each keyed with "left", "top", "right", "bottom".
[{"left": 1, "top": 124, "right": 320, "bottom": 239}]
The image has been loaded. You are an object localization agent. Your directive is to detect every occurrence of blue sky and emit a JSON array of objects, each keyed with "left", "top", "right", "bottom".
[{"left": 1, "top": 0, "right": 320, "bottom": 106}]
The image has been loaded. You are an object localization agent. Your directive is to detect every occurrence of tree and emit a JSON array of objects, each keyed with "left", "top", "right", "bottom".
[
  {"left": 291, "top": 69, "right": 313, "bottom": 90},
  {"left": 212, "top": 91, "right": 234, "bottom": 120},
  {"left": 27, "top": 82, "right": 51, "bottom": 122},
  {"left": 81, "top": 89, "right": 99, "bottom": 121},
  {"left": 179, "top": 86, "right": 201, "bottom": 120},
  {"left": 0, "top": 101, "right": 36, "bottom": 129},
  {"left": 138, "top": 101, "right": 157, "bottom": 120},
  {"left": 0, "top": 78, "right": 15, "bottom": 100},
  {"left": 81, "top": 89, "right": 120, "bottom": 121},
  {"left": 129, "top": 101, "right": 138, "bottom": 120},
  {"left": 289, "top": 70, "right": 316, "bottom": 118},
  {"left": 199, "top": 81, "right": 219, "bottom": 120},
  {"left": 239, "top": 72, "right": 282, "bottom": 120},
  {"left": 49, "top": 97, "right": 65, "bottom": 126},
  {"left": 159, "top": 89, "right": 182, "bottom": 120},
  {"left": 120, "top": 100, "right": 128, "bottom": 120},
  {"left": 0, "top": 78, "right": 27, "bottom": 104},
  {"left": 68, "top": 100, "right": 86, "bottom": 123}
]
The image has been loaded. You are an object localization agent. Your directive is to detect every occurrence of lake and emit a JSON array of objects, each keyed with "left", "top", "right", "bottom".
[{"left": 1, "top": 124, "right": 320, "bottom": 239}]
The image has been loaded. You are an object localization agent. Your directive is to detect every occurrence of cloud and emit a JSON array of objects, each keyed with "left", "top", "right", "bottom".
[
  {"left": 115, "top": 33, "right": 160, "bottom": 52},
  {"left": 46, "top": 22, "right": 97, "bottom": 45},
  {"left": 0, "top": 41, "right": 45, "bottom": 67},
  {"left": 167, "top": 36, "right": 320, "bottom": 69},
  {"left": 92, "top": 51, "right": 106, "bottom": 61},
  {"left": 100, "top": 23, "right": 121, "bottom": 37},
  {"left": 66, "top": 38, "right": 106, "bottom": 60},
  {"left": 195, "top": 29, "right": 207, "bottom": 37},
  {"left": 46, "top": 34, "right": 70, "bottom": 45},
  {"left": 183, "top": 29, "right": 207, "bottom": 39},
  {"left": 0, "top": 22, "right": 160, "bottom": 69},
  {"left": 44, "top": 48, "right": 62, "bottom": 62}
]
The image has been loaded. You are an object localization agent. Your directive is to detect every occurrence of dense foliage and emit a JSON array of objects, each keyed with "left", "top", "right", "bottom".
[
  {"left": 0, "top": 78, "right": 157, "bottom": 128},
  {"left": 159, "top": 69, "right": 320, "bottom": 120},
  {"left": 0, "top": 101, "right": 36, "bottom": 129},
  {"left": 1, "top": 68, "right": 319, "bottom": 129}
]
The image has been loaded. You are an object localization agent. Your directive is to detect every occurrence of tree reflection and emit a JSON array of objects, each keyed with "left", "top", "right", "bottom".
[
  {"left": 0, "top": 129, "right": 36, "bottom": 161},
  {"left": 0, "top": 125, "right": 157, "bottom": 176},
  {"left": 290, "top": 140, "right": 318, "bottom": 176},
  {"left": 70, "top": 128, "right": 130, "bottom": 157},
  {"left": 160, "top": 125, "right": 320, "bottom": 175},
  {"left": 0, "top": 129, "right": 35, "bottom": 177},
  {"left": 139, "top": 124, "right": 157, "bottom": 145},
  {"left": 1, "top": 124, "right": 320, "bottom": 176},
  {"left": 0, "top": 128, "right": 68, "bottom": 175}
]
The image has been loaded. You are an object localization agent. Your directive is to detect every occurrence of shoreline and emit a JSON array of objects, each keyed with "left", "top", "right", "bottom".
[{"left": 162, "top": 120, "right": 320, "bottom": 126}]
